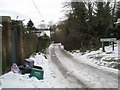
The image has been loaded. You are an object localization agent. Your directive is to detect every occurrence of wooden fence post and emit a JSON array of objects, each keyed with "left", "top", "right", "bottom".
[
  {"left": 102, "top": 42, "right": 105, "bottom": 52},
  {"left": 112, "top": 41, "right": 114, "bottom": 51}
]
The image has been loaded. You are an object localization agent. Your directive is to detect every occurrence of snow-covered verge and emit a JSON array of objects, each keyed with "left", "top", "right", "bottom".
[
  {"left": 0, "top": 42, "right": 119, "bottom": 88},
  {"left": 69, "top": 41, "right": 119, "bottom": 74},
  {"left": 0, "top": 53, "right": 69, "bottom": 88}
]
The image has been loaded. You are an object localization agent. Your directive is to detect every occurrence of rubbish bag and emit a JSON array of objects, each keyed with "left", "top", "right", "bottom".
[
  {"left": 19, "top": 65, "right": 32, "bottom": 74},
  {"left": 11, "top": 63, "right": 20, "bottom": 73}
]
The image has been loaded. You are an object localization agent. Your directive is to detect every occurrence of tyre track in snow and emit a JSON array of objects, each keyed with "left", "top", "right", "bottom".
[
  {"left": 59, "top": 46, "right": 119, "bottom": 78},
  {"left": 50, "top": 46, "right": 90, "bottom": 88},
  {"left": 55, "top": 45, "right": 118, "bottom": 88}
]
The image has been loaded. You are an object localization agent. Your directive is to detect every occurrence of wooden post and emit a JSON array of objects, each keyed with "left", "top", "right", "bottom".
[
  {"left": 112, "top": 41, "right": 114, "bottom": 51},
  {"left": 100, "top": 38, "right": 116, "bottom": 52},
  {"left": 102, "top": 42, "right": 105, "bottom": 52}
]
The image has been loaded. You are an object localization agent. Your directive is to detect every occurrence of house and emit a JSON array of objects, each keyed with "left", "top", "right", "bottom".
[{"left": 32, "top": 29, "right": 50, "bottom": 38}]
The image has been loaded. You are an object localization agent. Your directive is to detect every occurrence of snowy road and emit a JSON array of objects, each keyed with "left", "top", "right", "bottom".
[{"left": 49, "top": 44, "right": 118, "bottom": 88}]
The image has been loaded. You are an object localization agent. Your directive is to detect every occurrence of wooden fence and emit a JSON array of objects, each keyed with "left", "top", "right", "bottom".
[{"left": 0, "top": 16, "right": 37, "bottom": 74}]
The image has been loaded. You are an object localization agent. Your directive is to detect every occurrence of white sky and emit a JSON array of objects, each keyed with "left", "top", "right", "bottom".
[
  {"left": 0, "top": 0, "right": 68, "bottom": 27},
  {"left": 0, "top": 0, "right": 119, "bottom": 27}
]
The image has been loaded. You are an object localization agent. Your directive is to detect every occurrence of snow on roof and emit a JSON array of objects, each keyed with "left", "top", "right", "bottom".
[
  {"left": 0, "top": 24, "right": 2, "bottom": 27},
  {"left": 44, "top": 31, "right": 50, "bottom": 37},
  {"left": 114, "top": 18, "right": 120, "bottom": 24},
  {"left": 36, "top": 31, "right": 50, "bottom": 37}
]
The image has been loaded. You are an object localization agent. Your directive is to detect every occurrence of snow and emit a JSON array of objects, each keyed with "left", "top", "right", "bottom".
[
  {"left": 0, "top": 52, "right": 77, "bottom": 88},
  {"left": 0, "top": 53, "right": 57, "bottom": 88},
  {"left": 68, "top": 41, "right": 119, "bottom": 74},
  {"left": 0, "top": 41, "right": 119, "bottom": 88},
  {"left": 44, "top": 31, "right": 50, "bottom": 37},
  {"left": 54, "top": 46, "right": 118, "bottom": 88},
  {"left": 36, "top": 30, "right": 50, "bottom": 37},
  {"left": 39, "top": 31, "right": 50, "bottom": 37},
  {"left": 0, "top": 24, "right": 2, "bottom": 27}
]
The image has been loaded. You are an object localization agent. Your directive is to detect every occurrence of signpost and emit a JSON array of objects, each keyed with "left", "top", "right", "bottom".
[
  {"left": 100, "top": 38, "right": 116, "bottom": 42},
  {"left": 100, "top": 38, "right": 116, "bottom": 52}
]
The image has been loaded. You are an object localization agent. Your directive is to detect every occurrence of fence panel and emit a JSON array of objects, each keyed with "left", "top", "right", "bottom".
[{"left": 1, "top": 16, "right": 38, "bottom": 74}]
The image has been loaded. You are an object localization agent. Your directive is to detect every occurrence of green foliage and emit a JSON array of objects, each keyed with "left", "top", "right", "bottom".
[
  {"left": 30, "top": 52, "right": 37, "bottom": 58},
  {"left": 52, "top": 1, "right": 117, "bottom": 52},
  {"left": 37, "top": 34, "right": 50, "bottom": 53},
  {"left": 24, "top": 33, "right": 37, "bottom": 58},
  {"left": 26, "top": 19, "right": 37, "bottom": 33},
  {"left": 27, "top": 19, "right": 34, "bottom": 29},
  {"left": 116, "top": 1, "right": 120, "bottom": 18}
]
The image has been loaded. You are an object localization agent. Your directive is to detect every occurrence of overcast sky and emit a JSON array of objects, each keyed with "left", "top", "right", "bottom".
[
  {"left": 0, "top": 0, "right": 119, "bottom": 27},
  {"left": 0, "top": 0, "right": 68, "bottom": 27}
]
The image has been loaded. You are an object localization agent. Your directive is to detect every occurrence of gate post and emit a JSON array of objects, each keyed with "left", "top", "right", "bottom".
[
  {"left": 112, "top": 41, "right": 114, "bottom": 51},
  {"left": 102, "top": 42, "right": 105, "bottom": 52}
]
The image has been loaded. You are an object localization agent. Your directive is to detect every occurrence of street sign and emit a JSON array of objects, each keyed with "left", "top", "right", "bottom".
[
  {"left": 100, "top": 38, "right": 117, "bottom": 52},
  {"left": 100, "top": 38, "right": 116, "bottom": 42}
]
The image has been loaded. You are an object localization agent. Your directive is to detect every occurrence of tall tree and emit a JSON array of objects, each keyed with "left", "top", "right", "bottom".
[
  {"left": 53, "top": 0, "right": 116, "bottom": 51},
  {"left": 26, "top": 19, "right": 36, "bottom": 33},
  {"left": 27, "top": 19, "right": 34, "bottom": 29},
  {"left": 94, "top": 1, "right": 112, "bottom": 37},
  {"left": 116, "top": 1, "right": 120, "bottom": 18}
]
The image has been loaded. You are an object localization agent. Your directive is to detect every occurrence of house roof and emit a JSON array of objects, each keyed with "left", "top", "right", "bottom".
[{"left": 0, "top": 24, "right": 2, "bottom": 27}]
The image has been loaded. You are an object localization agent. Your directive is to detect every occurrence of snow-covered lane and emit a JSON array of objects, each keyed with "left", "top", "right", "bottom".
[
  {"left": 54, "top": 45, "right": 118, "bottom": 88},
  {"left": 49, "top": 46, "right": 87, "bottom": 88},
  {"left": 0, "top": 43, "right": 119, "bottom": 88}
]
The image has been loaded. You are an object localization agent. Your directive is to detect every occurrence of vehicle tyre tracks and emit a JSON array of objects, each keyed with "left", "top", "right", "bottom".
[{"left": 50, "top": 47, "right": 90, "bottom": 89}]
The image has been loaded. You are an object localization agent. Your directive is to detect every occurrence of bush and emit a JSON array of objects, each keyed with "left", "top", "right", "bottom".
[
  {"left": 36, "top": 34, "right": 50, "bottom": 53},
  {"left": 24, "top": 33, "right": 37, "bottom": 58}
]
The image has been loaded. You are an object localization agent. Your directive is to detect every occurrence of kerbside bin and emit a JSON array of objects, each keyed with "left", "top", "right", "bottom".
[{"left": 29, "top": 68, "right": 44, "bottom": 80}]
